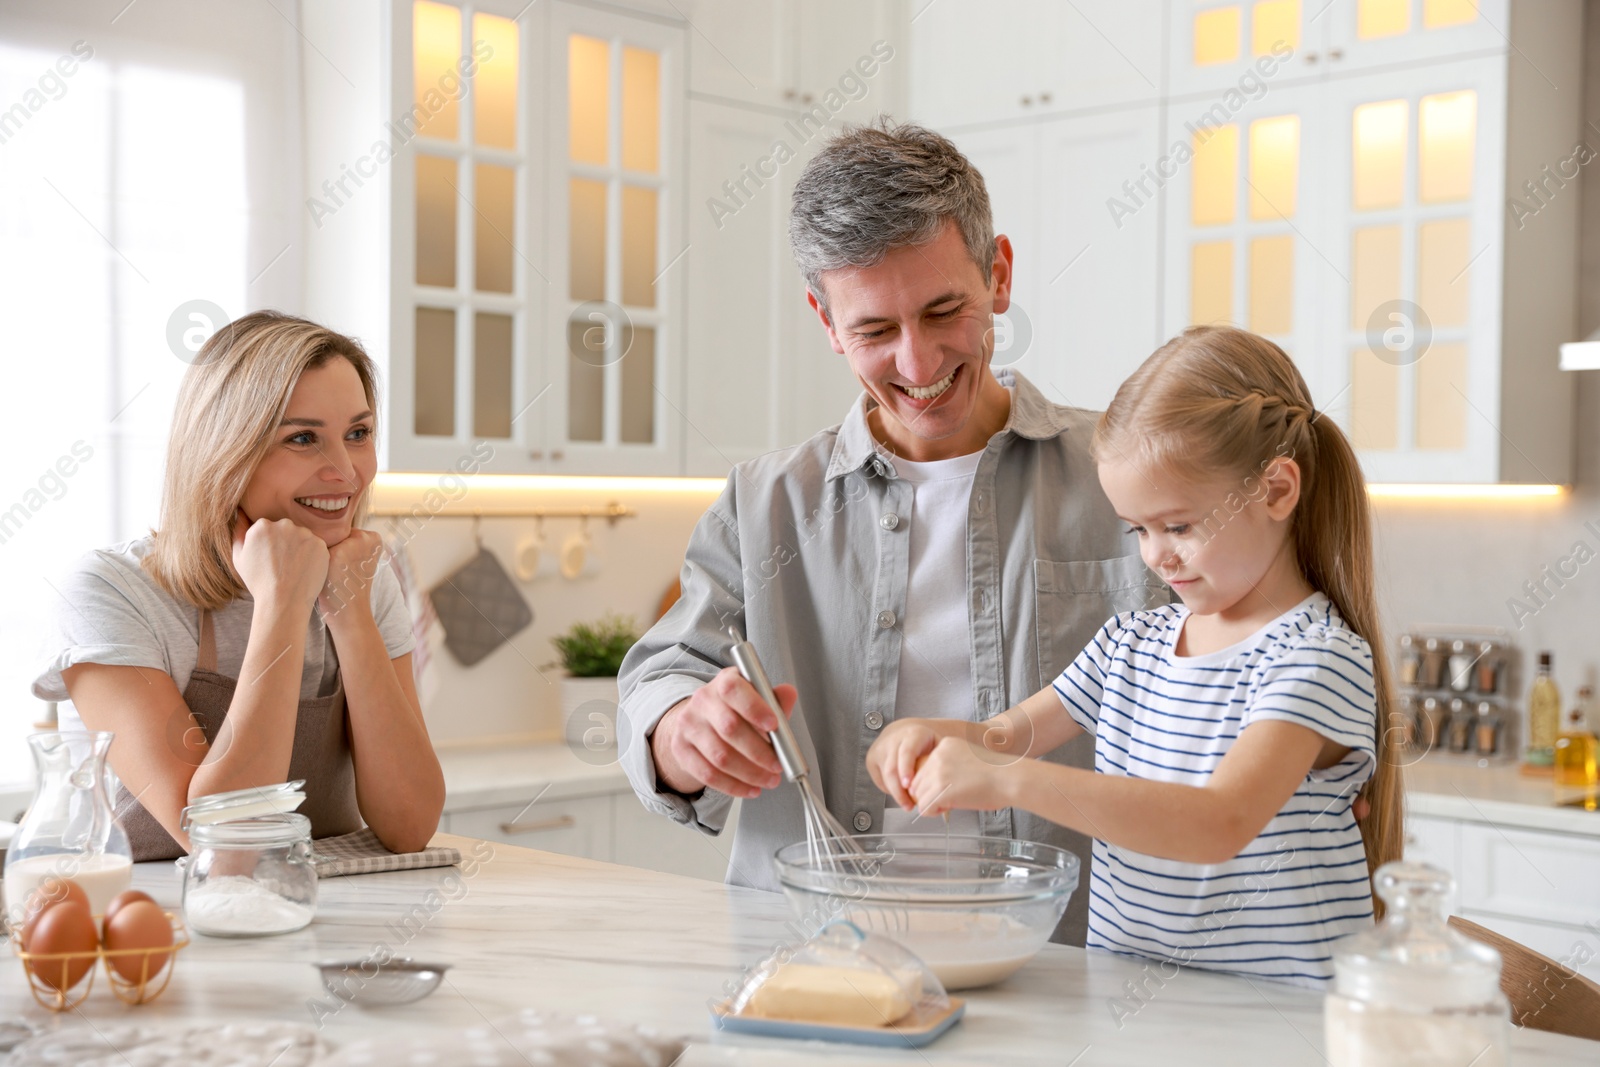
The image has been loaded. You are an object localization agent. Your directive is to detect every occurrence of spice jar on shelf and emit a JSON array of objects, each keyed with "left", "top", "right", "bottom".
[
  {"left": 1473, "top": 702, "right": 1505, "bottom": 759},
  {"left": 1419, "top": 638, "right": 1446, "bottom": 690},
  {"left": 1418, "top": 698, "right": 1448, "bottom": 751},
  {"left": 1397, "top": 635, "right": 1421, "bottom": 688},
  {"left": 1445, "top": 699, "right": 1473, "bottom": 754},
  {"left": 1473, "top": 642, "right": 1501, "bottom": 696}
]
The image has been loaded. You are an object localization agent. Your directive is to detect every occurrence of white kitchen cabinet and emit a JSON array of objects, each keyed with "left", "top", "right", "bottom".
[
  {"left": 1160, "top": 3, "right": 1581, "bottom": 484},
  {"left": 1321, "top": 0, "right": 1510, "bottom": 74},
  {"left": 1161, "top": 78, "right": 1328, "bottom": 384},
  {"left": 687, "top": 0, "right": 901, "bottom": 121},
  {"left": 679, "top": 9, "right": 905, "bottom": 476},
  {"left": 304, "top": 0, "right": 552, "bottom": 475},
  {"left": 909, "top": 1, "right": 1164, "bottom": 130},
  {"left": 1166, "top": 0, "right": 1324, "bottom": 98},
  {"left": 444, "top": 794, "right": 614, "bottom": 860},
  {"left": 543, "top": 2, "right": 687, "bottom": 475},
  {"left": 1403, "top": 810, "right": 1460, "bottom": 879},
  {"left": 681, "top": 100, "right": 865, "bottom": 474},
  {"left": 939, "top": 106, "right": 1163, "bottom": 415},
  {"left": 1166, "top": 0, "right": 1510, "bottom": 101},
  {"left": 1455, "top": 911, "right": 1600, "bottom": 984},
  {"left": 1457, "top": 821, "right": 1600, "bottom": 931},
  {"left": 612, "top": 794, "right": 741, "bottom": 881}
]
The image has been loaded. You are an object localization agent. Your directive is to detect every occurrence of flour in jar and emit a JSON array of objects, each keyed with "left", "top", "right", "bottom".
[{"left": 184, "top": 876, "right": 315, "bottom": 935}]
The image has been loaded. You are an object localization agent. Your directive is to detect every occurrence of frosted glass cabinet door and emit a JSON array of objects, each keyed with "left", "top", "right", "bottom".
[
  {"left": 546, "top": 2, "right": 683, "bottom": 475},
  {"left": 1166, "top": 0, "right": 1325, "bottom": 99},
  {"left": 392, "top": 0, "right": 537, "bottom": 473},
  {"left": 1161, "top": 81, "right": 1328, "bottom": 402},
  {"left": 1319, "top": 57, "right": 1505, "bottom": 483},
  {"left": 1323, "top": 0, "right": 1508, "bottom": 73}
]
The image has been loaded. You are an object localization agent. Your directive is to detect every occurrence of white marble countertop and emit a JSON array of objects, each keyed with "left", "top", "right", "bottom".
[
  {"left": 435, "top": 738, "right": 629, "bottom": 810},
  {"left": 4, "top": 834, "right": 1595, "bottom": 1064},
  {"left": 1404, "top": 752, "right": 1600, "bottom": 837}
]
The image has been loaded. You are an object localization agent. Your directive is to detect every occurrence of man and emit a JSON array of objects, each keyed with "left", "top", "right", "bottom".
[{"left": 616, "top": 120, "right": 1164, "bottom": 945}]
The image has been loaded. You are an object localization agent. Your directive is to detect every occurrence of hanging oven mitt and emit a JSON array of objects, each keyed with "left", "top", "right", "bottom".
[{"left": 428, "top": 546, "right": 533, "bottom": 666}]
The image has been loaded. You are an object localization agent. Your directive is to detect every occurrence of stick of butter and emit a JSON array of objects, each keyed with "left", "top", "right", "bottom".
[{"left": 743, "top": 964, "right": 914, "bottom": 1028}]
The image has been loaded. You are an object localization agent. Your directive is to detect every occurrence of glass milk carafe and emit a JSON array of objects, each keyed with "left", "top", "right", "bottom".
[
  {"left": 3, "top": 731, "right": 133, "bottom": 922},
  {"left": 1325, "top": 861, "right": 1509, "bottom": 1067}
]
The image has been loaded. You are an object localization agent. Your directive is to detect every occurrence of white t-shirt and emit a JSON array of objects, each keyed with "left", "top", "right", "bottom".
[
  {"left": 33, "top": 535, "right": 415, "bottom": 729},
  {"left": 881, "top": 450, "right": 983, "bottom": 837},
  {"left": 1052, "top": 592, "right": 1378, "bottom": 988}
]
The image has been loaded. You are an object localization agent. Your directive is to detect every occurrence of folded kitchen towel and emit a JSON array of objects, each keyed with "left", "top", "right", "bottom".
[
  {"left": 320, "top": 1009, "right": 685, "bottom": 1067},
  {"left": 311, "top": 828, "right": 461, "bottom": 878}
]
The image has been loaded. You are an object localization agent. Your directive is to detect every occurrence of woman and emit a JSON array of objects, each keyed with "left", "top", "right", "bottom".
[{"left": 33, "top": 311, "right": 445, "bottom": 859}]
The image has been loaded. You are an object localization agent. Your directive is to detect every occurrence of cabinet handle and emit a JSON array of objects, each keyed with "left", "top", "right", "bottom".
[
  {"left": 529, "top": 449, "right": 544, "bottom": 460},
  {"left": 499, "top": 815, "right": 577, "bottom": 835},
  {"left": 1304, "top": 51, "right": 1319, "bottom": 63},
  {"left": 783, "top": 88, "right": 797, "bottom": 101},
  {"left": 1039, "top": 91, "right": 1052, "bottom": 104},
  {"left": 1328, "top": 47, "right": 1344, "bottom": 60},
  {"left": 1020, "top": 95, "right": 1033, "bottom": 107},
  {"left": 550, "top": 449, "right": 565, "bottom": 460},
  {"left": 801, "top": 92, "right": 814, "bottom": 104}
]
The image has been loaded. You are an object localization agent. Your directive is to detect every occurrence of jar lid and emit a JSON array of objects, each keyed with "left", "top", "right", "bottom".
[
  {"left": 1332, "top": 861, "right": 1504, "bottom": 1009},
  {"left": 181, "top": 781, "right": 306, "bottom": 832},
  {"left": 189, "top": 812, "right": 311, "bottom": 849}
]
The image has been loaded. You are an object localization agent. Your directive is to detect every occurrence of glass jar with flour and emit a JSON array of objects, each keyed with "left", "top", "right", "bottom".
[
  {"left": 182, "top": 813, "right": 317, "bottom": 938},
  {"left": 1324, "top": 861, "right": 1508, "bottom": 1067}
]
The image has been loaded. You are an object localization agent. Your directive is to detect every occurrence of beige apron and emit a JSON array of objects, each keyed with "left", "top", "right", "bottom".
[{"left": 118, "top": 609, "right": 364, "bottom": 861}]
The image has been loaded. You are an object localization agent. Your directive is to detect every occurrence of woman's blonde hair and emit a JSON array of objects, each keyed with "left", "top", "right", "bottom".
[
  {"left": 1093, "top": 324, "right": 1403, "bottom": 916},
  {"left": 144, "top": 311, "right": 379, "bottom": 610}
]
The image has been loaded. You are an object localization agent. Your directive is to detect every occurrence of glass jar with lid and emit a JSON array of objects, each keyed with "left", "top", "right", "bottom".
[
  {"left": 1324, "top": 861, "right": 1508, "bottom": 1066},
  {"left": 181, "top": 812, "right": 317, "bottom": 938}
]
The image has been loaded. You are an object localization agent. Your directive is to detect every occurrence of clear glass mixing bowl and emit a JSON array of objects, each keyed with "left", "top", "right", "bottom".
[{"left": 773, "top": 834, "right": 1079, "bottom": 990}]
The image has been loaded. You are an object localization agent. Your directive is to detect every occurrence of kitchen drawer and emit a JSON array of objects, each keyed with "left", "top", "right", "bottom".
[
  {"left": 1457, "top": 911, "right": 1600, "bottom": 985},
  {"left": 1458, "top": 822, "right": 1600, "bottom": 928},
  {"left": 1404, "top": 813, "right": 1461, "bottom": 881},
  {"left": 612, "top": 796, "right": 740, "bottom": 882},
  {"left": 445, "top": 795, "right": 613, "bottom": 863}
]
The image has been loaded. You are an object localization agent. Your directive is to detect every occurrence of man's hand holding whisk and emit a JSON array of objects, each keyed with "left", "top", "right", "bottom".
[{"left": 651, "top": 667, "right": 799, "bottom": 800}]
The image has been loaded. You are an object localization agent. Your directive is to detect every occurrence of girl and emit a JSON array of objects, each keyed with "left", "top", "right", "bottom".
[
  {"left": 34, "top": 311, "right": 445, "bottom": 859},
  {"left": 866, "top": 325, "right": 1402, "bottom": 988}
]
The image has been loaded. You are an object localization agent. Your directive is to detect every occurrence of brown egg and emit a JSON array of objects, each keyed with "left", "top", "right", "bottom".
[
  {"left": 25, "top": 900, "right": 98, "bottom": 991},
  {"left": 102, "top": 900, "right": 174, "bottom": 983},
  {"left": 102, "top": 889, "right": 157, "bottom": 932},
  {"left": 20, "top": 878, "right": 91, "bottom": 950}
]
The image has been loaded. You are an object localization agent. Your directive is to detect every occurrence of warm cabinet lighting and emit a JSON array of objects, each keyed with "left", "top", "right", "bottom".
[
  {"left": 373, "top": 473, "right": 727, "bottom": 499},
  {"left": 1194, "top": 7, "right": 1242, "bottom": 66},
  {"left": 1365, "top": 484, "right": 1566, "bottom": 501}
]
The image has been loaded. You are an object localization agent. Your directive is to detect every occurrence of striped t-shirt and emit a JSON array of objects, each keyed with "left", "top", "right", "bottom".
[{"left": 1051, "top": 592, "right": 1377, "bottom": 988}]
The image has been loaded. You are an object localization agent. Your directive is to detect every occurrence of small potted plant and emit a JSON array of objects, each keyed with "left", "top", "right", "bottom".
[{"left": 550, "top": 614, "right": 640, "bottom": 727}]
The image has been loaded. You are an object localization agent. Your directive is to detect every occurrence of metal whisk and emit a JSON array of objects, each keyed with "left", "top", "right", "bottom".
[{"left": 726, "top": 627, "right": 872, "bottom": 874}]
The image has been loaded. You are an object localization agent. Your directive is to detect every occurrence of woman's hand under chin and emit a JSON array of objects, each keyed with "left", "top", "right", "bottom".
[
  {"left": 232, "top": 508, "right": 330, "bottom": 612},
  {"left": 318, "top": 527, "right": 384, "bottom": 627}
]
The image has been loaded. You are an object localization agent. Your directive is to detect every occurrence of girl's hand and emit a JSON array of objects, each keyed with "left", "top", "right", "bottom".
[
  {"left": 319, "top": 528, "right": 384, "bottom": 626},
  {"left": 908, "top": 736, "right": 1012, "bottom": 818},
  {"left": 232, "top": 508, "right": 329, "bottom": 612},
  {"left": 866, "top": 720, "right": 939, "bottom": 811}
]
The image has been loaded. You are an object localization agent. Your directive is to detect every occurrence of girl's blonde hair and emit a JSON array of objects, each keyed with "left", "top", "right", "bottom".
[
  {"left": 1093, "top": 324, "right": 1403, "bottom": 916},
  {"left": 144, "top": 311, "right": 379, "bottom": 610}
]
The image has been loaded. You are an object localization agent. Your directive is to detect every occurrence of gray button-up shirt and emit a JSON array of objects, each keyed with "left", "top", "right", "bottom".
[{"left": 616, "top": 369, "right": 1167, "bottom": 945}]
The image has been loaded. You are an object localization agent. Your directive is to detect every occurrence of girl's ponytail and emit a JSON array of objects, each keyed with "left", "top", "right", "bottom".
[{"left": 1298, "top": 414, "right": 1404, "bottom": 915}]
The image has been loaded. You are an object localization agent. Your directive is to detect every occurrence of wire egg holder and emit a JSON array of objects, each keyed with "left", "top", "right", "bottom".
[{"left": 9, "top": 910, "right": 190, "bottom": 1011}]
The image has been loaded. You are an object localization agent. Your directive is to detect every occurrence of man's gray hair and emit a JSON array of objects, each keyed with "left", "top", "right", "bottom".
[{"left": 789, "top": 118, "right": 994, "bottom": 314}]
